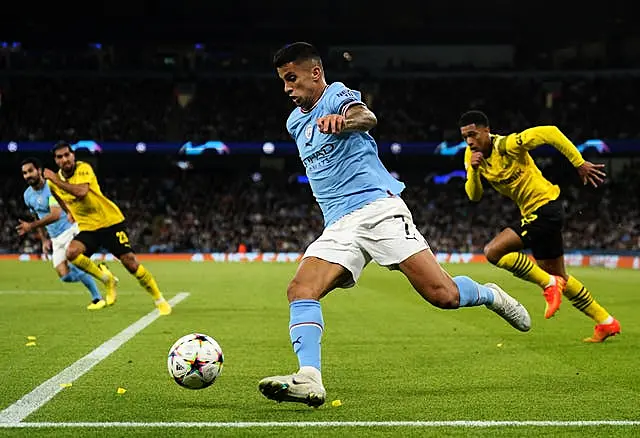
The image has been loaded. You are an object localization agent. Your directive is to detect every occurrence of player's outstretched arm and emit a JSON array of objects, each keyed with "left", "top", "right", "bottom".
[
  {"left": 16, "top": 206, "right": 62, "bottom": 236},
  {"left": 506, "top": 126, "right": 584, "bottom": 167},
  {"left": 44, "top": 168, "right": 89, "bottom": 199},
  {"left": 505, "top": 126, "right": 606, "bottom": 187}
]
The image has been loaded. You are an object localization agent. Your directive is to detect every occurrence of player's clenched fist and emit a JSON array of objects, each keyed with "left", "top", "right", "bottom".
[
  {"left": 317, "top": 114, "right": 346, "bottom": 134},
  {"left": 470, "top": 151, "right": 484, "bottom": 169}
]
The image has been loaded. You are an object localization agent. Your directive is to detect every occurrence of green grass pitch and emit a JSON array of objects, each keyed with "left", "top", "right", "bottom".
[{"left": 1, "top": 260, "right": 639, "bottom": 437}]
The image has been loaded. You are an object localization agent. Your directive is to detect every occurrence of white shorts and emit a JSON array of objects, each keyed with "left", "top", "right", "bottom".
[
  {"left": 51, "top": 223, "right": 79, "bottom": 267},
  {"left": 303, "top": 196, "right": 429, "bottom": 288}
]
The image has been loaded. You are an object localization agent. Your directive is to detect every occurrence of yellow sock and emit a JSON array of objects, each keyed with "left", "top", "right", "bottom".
[
  {"left": 564, "top": 276, "right": 611, "bottom": 324},
  {"left": 134, "top": 265, "right": 162, "bottom": 300},
  {"left": 496, "top": 252, "right": 551, "bottom": 289},
  {"left": 70, "top": 254, "right": 109, "bottom": 284}
]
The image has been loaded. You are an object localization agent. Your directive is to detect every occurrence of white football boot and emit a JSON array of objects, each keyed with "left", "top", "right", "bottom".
[
  {"left": 258, "top": 367, "right": 326, "bottom": 407},
  {"left": 484, "top": 282, "right": 532, "bottom": 332}
]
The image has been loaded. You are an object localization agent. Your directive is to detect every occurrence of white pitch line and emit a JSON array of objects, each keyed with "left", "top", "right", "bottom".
[
  {"left": 0, "top": 292, "right": 190, "bottom": 424},
  {"left": 0, "top": 290, "right": 139, "bottom": 295},
  {"left": 0, "top": 420, "right": 639, "bottom": 428}
]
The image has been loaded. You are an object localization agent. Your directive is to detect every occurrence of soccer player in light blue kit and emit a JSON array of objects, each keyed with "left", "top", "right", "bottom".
[
  {"left": 258, "top": 43, "right": 532, "bottom": 407},
  {"left": 18, "top": 157, "right": 106, "bottom": 310}
]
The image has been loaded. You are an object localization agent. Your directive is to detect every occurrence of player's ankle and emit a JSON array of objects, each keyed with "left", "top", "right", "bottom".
[
  {"left": 298, "top": 366, "right": 322, "bottom": 381},
  {"left": 544, "top": 276, "right": 556, "bottom": 289},
  {"left": 599, "top": 315, "right": 614, "bottom": 325}
]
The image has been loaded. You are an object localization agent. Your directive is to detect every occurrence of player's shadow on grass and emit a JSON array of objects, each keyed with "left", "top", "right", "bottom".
[{"left": 255, "top": 405, "right": 330, "bottom": 414}]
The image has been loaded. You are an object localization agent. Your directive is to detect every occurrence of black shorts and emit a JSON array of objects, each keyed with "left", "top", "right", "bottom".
[
  {"left": 74, "top": 221, "right": 135, "bottom": 258},
  {"left": 512, "top": 200, "right": 564, "bottom": 260}
]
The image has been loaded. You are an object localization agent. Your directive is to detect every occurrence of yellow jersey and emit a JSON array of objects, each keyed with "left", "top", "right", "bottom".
[
  {"left": 464, "top": 126, "right": 585, "bottom": 218},
  {"left": 48, "top": 161, "right": 125, "bottom": 231}
]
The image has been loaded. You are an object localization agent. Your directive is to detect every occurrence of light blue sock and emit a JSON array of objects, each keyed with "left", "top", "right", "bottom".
[
  {"left": 69, "top": 265, "right": 102, "bottom": 301},
  {"left": 60, "top": 272, "right": 77, "bottom": 283},
  {"left": 289, "top": 299, "right": 324, "bottom": 372},
  {"left": 454, "top": 276, "right": 495, "bottom": 307}
]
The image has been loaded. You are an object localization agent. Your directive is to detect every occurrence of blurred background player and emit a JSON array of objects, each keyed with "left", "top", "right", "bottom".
[
  {"left": 258, "top": 42, "right": 532, "bottom": 408},
  {"left": 459, "top": 110, "right": 620, "bottom": 342},
  {"left": 45, "top": 142, "right": 172, "bottom": 315},
  {"left": 18, "top": 157, "right": 105, "bottom": 310}
]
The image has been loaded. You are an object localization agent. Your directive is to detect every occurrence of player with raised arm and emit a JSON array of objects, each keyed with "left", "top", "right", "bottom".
[
  {"left": 18, "top": 157, "right": 105, "bottom": 310},
  {"left": 258, "top": 42, "right": 532, "bottom": 408},
  {"left": 459, "top": 110, "right": 620, "bottom": 342},
  {"left": 45, "top": 142, "right": 172, "bottom": 315}
]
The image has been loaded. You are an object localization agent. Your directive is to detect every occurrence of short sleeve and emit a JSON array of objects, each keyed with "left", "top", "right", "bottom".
[{"left": 326, "top": 82, "right": 365, "bottom": 116}]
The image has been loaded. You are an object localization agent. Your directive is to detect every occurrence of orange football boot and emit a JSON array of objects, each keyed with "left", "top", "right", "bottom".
[
  {"left": 543, "top": 275, "right": 565, "bottom": 319},
  {"left": 584, "top": 319, "right": 621, "bottom": 343}
]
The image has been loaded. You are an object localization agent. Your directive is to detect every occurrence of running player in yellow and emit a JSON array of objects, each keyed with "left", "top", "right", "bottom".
[
  {"left": 459, "top": 110, "right": 619, "bottom": 342},
  {"left": 45, "top": 142, "right": 172, "bottom": 315}
]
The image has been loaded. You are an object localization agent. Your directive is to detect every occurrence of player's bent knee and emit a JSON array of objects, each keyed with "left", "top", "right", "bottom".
[
  {"left": 287, "top": 279, "right": 319, "bottom": 302},
  {"left": 483, "top": 244, "right": 502, "bottom": 265},
  {"left": 119, "top": 253, "right": 138, "bottom": 273},
  {"left": 55, "top": 264, "right": 69, "bottom": 278},
  {"left": 66, "top": 246, "right": 81, "bottom": 261}
]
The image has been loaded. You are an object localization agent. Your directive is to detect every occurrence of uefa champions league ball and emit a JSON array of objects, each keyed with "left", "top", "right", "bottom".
[{"left": 167, "top": 333, "right": 224, "bottom": 389}]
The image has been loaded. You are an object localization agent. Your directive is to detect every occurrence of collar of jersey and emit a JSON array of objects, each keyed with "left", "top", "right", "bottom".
[
  {"left": 59, "top": 164, "right": 77, "bottom": 182},
  {"left": 300, "top": 85, "right": 330, "bottom": 114}
]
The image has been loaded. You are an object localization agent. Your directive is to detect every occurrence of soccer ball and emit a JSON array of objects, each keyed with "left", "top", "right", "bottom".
[{"left": 167, "top": 333, "right": 224, "bottom": 389}]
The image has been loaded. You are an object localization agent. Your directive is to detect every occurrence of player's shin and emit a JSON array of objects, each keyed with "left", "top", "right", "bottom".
[
  {"left": 289, "top": 300, "right": 324, "bottom": 376},
  {"left": 564, "top": 276, "right": 612, "bottom": 324},
  {"left": 134, "top": 264, "right": 163, "bottom": 300},
  {"left": 453, "top": 276, "right": 495, "bottom": 307},
  {"left": 69, "top": 254, "right": 111, "bottom": 283},
  {"left": 69, "top": 265, "right": 102, "bottom": 301},
  {"left": 496, "top": 252, "right": 551, "bottom": 288}
]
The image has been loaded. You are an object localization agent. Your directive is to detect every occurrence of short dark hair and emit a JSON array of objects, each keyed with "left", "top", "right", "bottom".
[
  {"left": 273, "top": 42, "right": 322, "bottom": 69},
  {"left": 458, "top": 110, "right": 490, "bottom": 128},
  {"left": 52, "top": 141, "right": 72, "bottom": 155},
  {"left": 21, "top": 157, "right": 43, "bottom": 170}
]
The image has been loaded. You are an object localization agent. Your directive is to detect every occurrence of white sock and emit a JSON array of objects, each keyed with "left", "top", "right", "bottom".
[
  {"left": 544, "top": 276, "right": 556, "bottom": 289},
  {"left": 600, "top": 316, "right": 614, "bottom": 325}
]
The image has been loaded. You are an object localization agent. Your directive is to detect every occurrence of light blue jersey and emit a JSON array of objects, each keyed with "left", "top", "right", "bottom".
[
  {"left": 23, "top": 183, "right": 72, "bottom": 238},
  {"left": 287, "top": 82, "right": 405, "bottom": 227}
]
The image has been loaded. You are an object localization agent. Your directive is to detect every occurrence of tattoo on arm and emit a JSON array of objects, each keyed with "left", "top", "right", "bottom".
[{"left": 343, "top": 105, "right": 377, "bottom": 132}]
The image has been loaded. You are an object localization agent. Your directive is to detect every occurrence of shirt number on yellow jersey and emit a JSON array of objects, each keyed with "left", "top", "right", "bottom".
[
  {"left": 116, "top": 231, "right": 131, "bottom": 246},
  {"left": 520, "top": 213, "right": 538, "bottom": 227}
]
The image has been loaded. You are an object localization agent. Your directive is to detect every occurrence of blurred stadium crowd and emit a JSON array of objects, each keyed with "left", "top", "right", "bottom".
[
  {"left": 1, "top": 164, "right": 639, "bottom": 255},
  {"left": 1, "top": 75, "right": 639, "bottom": 143},
  {"left": 1, "top": 53, "right": 639, "bottom": 255}
]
